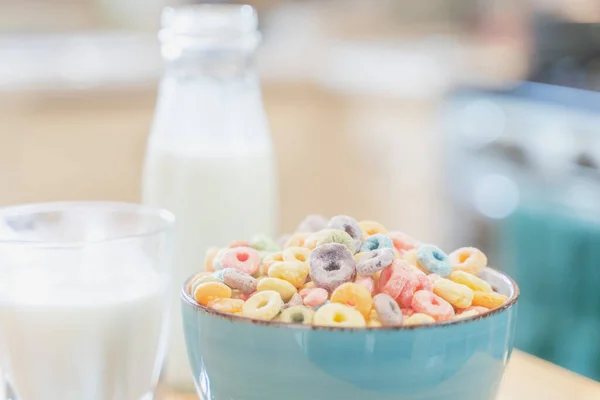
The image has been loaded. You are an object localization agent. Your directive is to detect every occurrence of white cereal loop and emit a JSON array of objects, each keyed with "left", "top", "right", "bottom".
[{"left": 373, "top": 293, "right": 403, "bottom": 326}]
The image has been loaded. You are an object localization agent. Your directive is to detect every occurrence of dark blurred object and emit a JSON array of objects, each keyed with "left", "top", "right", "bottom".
[
  {"left": 442, "top": 10, "right": 600, "bottom": 382},
  {"left": 530, "top": 13, "right": 600, "bottom": 91}
]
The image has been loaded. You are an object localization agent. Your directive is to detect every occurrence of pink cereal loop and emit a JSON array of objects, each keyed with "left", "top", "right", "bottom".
[
  {"left": 378, "top": 259, "right": 414, "bottom": 299},
  {"left": 355, "top": 276, "right": 375, "bottom": 295},
  {"left": 411, "top": 290, "right": 454, "bottom": 321},
  {"left": 388, "top": 231, "right": 421, "bottom": 255},
  {"left": 397, "top": 268, "right": 433, "bottom": 308},
  {"left": 401, "top": 308, "right": 415, "bottom": 317},
  {"left": 300, "top": 287, "right": 328, "bottom": 308},
  {"left": 221, "top": 247, "right": 260, "bottom": 275}
]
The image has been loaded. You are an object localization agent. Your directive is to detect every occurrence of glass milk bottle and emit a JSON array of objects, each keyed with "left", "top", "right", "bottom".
[{"left": 142, "top": 5, "right": 278, "bottom": 390}]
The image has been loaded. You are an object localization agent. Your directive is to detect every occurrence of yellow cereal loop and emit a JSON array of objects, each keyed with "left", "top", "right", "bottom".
[
  {"left": 304, "top": 229, "right": 334, "bottom": 250},
  {"left": 242, "top": 291, "right": 283, "bottom": 320},
  {"left": 449, "top": 247, "right": 487, "bottom": 276},
  {"left": 472, "top": 291, "right": 508, "bottom": 309},
  {"left": 433, "top": 278, "right": 474, "bottom": 309},
  {"left": 402, "top": 248, "right": 427, "bottom": 273},
  {"left": 194, "top": 282, "right": 232, "bottom": 306},
  {"left": 367, "top": 308, "right": 381, "bottom": 327},
  {"left": 282, "top": 246, "right": 312, "bottom": 263},
  {"left": 260, "top": 251, "right": 283, "bottom": 276},
  {"left": 279, "top": 306, "right": 315, "bottom": 324},
  {"left": 257, "top": 277, "right": 298, "bottom": 302},
  {"left": 314, "top": 303, "right": 366, "bottom": 328},
  {"left": 450, "top": 270, "right": 493, "bottom": 293},
  {"left": 268, "top": 261, "right": 309, "bottom": 288},
  {"left": 207, "top": 298, "right": 244, "bottom": 314},
  {"left": 275, "top": 261, "right": 310, "bottom": 288},
  {"left": 359, "top": 220, "right": 388, "bottom": 238},
  {"left": 331, "top": 283, "right": 373, "bottom": 318},
  {"left": 284, "top": 232, "right": 310, "bottom": 248},
  {"left": 404, "top": 313, "right": 435, "bottom": 326},
  {"left": 454, "top": 310, "right": 479, "bottom": 320}
]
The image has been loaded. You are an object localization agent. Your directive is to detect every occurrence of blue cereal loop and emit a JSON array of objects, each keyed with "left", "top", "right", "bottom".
[
  {"left": 212, "top": 269, "right": 227, "bottom": 281},
  {"left": 360, "top": 234, "right": 393, "bottom": 252},
  {"left": 416, "top": 244, "right": 452, "bottom": 277}
]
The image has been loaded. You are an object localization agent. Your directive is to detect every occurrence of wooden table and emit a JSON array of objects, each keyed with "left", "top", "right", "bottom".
[{"left": 165, "top": 350, "right": 600, "bottom": 400}]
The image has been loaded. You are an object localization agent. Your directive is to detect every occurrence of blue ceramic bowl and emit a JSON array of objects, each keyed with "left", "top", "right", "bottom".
[{"left": 181, "top": 267, "right": 519, "bottom": 400}]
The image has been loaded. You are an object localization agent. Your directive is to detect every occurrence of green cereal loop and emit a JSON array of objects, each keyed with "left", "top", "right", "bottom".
[
  {"left": 316, "top": 229, "right": 355, "bottom": 254},
  {"left": 259, "top": 251, "right": 274, "bottom": 262},
  {"left": 279, "top": 305, "right": 315, "bottom": 324},
  {"left": 250, "top": 234, "right": 280, "bottom": 252}
]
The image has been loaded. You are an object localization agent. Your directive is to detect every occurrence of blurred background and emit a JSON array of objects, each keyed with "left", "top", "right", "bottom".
[{"left": 2, "top": 0, "right": 600, "bottom": 383}]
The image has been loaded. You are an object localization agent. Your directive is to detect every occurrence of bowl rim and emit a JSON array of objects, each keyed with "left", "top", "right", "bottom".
[{"left": 181, "top": 266, "right": 519, "bottom": 331}]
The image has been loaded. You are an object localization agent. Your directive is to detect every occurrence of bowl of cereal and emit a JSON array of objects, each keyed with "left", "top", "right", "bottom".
[{"left": 181, "top": 215, "right": 519, "bottom": 400}]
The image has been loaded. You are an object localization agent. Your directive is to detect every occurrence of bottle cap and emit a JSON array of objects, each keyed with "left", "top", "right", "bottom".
[{"left": 161, "top": 4, "right": 258, "bottom": 40}]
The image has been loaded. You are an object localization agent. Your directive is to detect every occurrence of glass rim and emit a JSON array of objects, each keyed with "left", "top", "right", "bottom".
[{"left": 0, "top": 201, "right": 175, "bottom": 248}]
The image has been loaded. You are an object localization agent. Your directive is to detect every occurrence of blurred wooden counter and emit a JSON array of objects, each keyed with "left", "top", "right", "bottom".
[{"left": 164, "top": 350, "right": 600, "bottom": 400}]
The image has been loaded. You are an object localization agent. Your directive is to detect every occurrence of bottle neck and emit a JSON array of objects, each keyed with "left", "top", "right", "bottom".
[{"left": 162, "top": 48, "right": 257, "bottom": 80}]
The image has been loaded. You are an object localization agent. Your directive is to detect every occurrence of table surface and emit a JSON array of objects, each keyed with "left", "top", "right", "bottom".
[{"left": 165, "top": 350, "right": 600, "bottom": 400}]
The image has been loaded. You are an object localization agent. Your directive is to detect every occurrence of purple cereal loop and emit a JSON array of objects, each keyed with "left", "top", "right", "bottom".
[
  {"left": 222, "top": 268, "right": 258, "bottom": 294},
  {"left": 356, "top": 248, "right": 394, "bottom": 276},
  {"left": 328, "top": 215, "right": 363, "bottom": 254},
  {"left": 373, "top": 293, "right": 403, "bottom": 326},
  {"left": 309, "top": 243, "right": 356, "bottom": 292},
  {"left": 296, "top": 214, "right": 329, "bottom": 233}
]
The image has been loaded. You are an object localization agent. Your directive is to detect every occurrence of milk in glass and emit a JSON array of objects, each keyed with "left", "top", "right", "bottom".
[{"left": 0, "top": 240, "right": 169, "bottom": 400}]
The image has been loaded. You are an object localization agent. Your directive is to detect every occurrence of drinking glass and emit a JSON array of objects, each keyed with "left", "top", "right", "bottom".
[{"left": 0, "top": 202, "right": 174, "bottom": 400}]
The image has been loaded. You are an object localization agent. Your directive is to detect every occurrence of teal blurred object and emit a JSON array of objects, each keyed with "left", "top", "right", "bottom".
[
  {"left": 442, "top": 79, "right": 600, "bottom": 381},
  {"left": 496, "top": 202, "right": 600, "bottom": 380},
  {"left": 181, "top": 268, "right": 519, "bottom": 400}
]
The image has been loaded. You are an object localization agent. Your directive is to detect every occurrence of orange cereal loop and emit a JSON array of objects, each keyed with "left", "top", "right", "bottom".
[
  {"left": 472, "top": 291, "right": 508, "bottom": 309},
  {"left": 194, "top": 282, "right": 232, "bottom": 306},
  {"left": 284, "top": 232, "right": 310, "bottom": 248},
  {"left": 204, "top": 247, "right": 220, "bottom": 273},
  {"left": 331, "top": 282, "right": 373, "bottom": 319},
  {"left": 208, "top": 298, "right": 244, "bottom": 313},
  {"left": 260, "top": 251, "right": 283, "bottom": 276},
  {"left": 449, "top": 247, "right": 487, "bottom": 276},
  {"left": 359, "top": 220, "right": 388, "bottom": 239}
]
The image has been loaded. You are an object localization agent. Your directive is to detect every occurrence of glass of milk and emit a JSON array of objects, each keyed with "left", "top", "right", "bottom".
[
  {"left": 142, "top": 5, "right": 278, "bottom": 389},
  {"left": 0, "top": 202, "right": 174, "bottom": 400}
]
